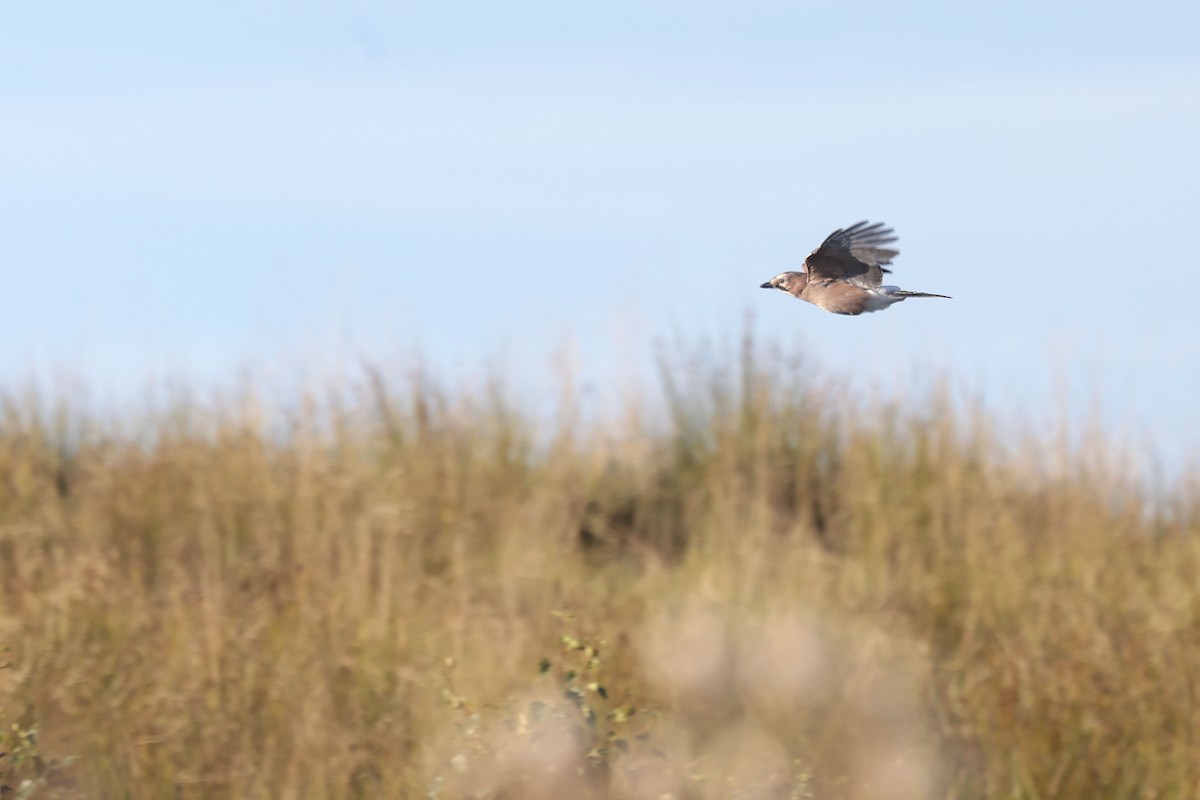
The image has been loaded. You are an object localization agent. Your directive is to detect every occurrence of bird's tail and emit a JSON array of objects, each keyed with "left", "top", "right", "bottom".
[{"left": 892, "top": 290, "right": 952, "bottom": 300}]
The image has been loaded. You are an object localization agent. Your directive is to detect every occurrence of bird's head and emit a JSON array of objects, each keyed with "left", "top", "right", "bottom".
[{"left": 759, "top": 271, "right": 806, "bottom": 297}]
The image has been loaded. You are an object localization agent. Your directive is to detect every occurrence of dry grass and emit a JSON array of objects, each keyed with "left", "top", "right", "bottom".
[{"left": 1, "top": 335, "right": 1199, "bottom": 798}]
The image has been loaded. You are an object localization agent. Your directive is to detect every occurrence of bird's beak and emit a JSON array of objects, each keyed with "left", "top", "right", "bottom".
[{"left": 759, "top": 282, "right": 775, "bottom": 289}]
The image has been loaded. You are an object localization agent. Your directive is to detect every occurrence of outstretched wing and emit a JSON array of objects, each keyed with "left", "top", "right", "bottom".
[{"left": 803, "top": 221, "right": 899, "bottom": 288}]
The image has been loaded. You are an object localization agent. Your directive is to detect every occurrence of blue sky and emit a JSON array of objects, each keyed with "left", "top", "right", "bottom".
[{"left": 3, "top": 2, "right": 1199, "bottom": 471}]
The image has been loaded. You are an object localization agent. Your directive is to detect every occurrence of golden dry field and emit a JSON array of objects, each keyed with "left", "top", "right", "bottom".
[{"left": 2, "top": 337, "right": 1199, "bottom": 798}]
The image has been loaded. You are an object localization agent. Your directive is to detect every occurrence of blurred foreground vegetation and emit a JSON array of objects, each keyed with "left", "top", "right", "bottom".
[{"left": 1, "top": 337, "right": 1198, "bottom": 799}]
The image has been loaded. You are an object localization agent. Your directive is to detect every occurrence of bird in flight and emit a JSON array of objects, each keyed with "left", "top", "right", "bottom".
[{"left": 760, "top": 221, "right": 950, "bottom": 315}]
